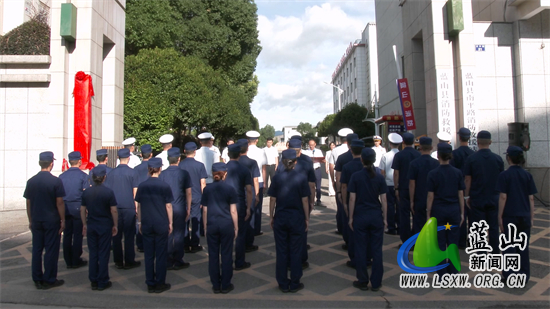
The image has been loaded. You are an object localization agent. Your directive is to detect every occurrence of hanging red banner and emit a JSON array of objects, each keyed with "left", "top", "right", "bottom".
[
  {"left": 73, "top": 71, "right": 94, "bottom": 170},
  {"left": 396, "top": 78, "right": 417, "bottom": 130}
]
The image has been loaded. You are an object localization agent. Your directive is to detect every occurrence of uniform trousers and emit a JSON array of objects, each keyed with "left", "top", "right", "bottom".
[
  {"left": 502, "top": 216, "right": 531, "bottom": 283},
  {"left": 87, "top": 224, "right": 112, "bottom": 288},
  {"left": 431, "top": 205, "right": 461, "bottom": 278},
  {"left": 353, "top": 211, "right": 384, "bottom": 288},
  {"left": 412, "top": 202, "right": 427, "bottom": 235},
  {"left": 63, "top": 213, "right": 84, "bottom": 266},
  {"left": 459, "top": 206, "right": 470, "bottom": 248},
  {"left": 235, "top": 214, "right": 247, "bottom": 268},
  {"left": 254, "top": 186, "right": 264, "bottom": 235},
  {"left": 246, "top": 194, "right": 256, "bottom": 247},
  {"left": 142, "top": 224, "right": 168, "bottom": 287},
  {"left": 398, "top": 190, "right": 413, "bottom": 243},
  {"left": 274, "top": 214, "right": 305, "bottom": 290},
  {"left": 314, "top": 168, "right": 322, "bottom": 202},
  {"left": 136, "top": 225, "right": 143, "bottom": 250},
  {"left": 345, "top": 206, "right": 356, "bottom": 266},
  {"left": 386, "top": 186, "right": 398, "bottom": 233},
  {"left": 207, "top": 221, "right": 234, "bottom": 290},
  {"left": 185, "top": 202, "right": 201, "bottom": 248},
  {"left": 338, "top": 196, "right": 349, "bottom": 244},
  {"left": 336, "top": 193, "right": 344, "bottom": 234},
  {"left": 469, "top": 196, "right": 499, "bottom": 253},
  {"left": 168, "top": 209, "right": 186, "bottom": 266},
  {"left": 31, "top": 220, "right": 61, "bottom": 284},
  {"left": 265, "top": 164, "right": 276, "bottom": 193},
  {"left": 113, "top": 208, "right": 136, "bottom": 265}
]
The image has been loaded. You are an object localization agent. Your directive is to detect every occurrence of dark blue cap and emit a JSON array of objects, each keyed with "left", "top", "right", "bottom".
[
  {"left": 168, "top": 147, "right": 180, "bottom": 158},
  {"left": 505, "top": 146, "right": 523, "bottom": 156},
  {"left": 419, "top": 137, "right": 432, "bottom": 146},
  {"left": 458, "top": 127, "right": 471, "bottom": 138},
  {"left": 184, "top": 142, "right": 197, "bottom": 151},
  {"left": 39, "top": 151, "right": 55, "bottom": 161},
  {"left": 346, "top": 133, "right": 359, "bottom": 142},
  {"left": 68, "top": 151, "right": 82, "bottom": 160},
  {"left": 237, "top": 138, "right": 248, "bottom": 146},
  {"left": 477, "top": 130, "right": 491, "bottom": 139},
  {"left": 118, "top": 148, "right": 131, "bottom": 158},
  {"left": 92, "top": 165, "right": 107, "bottom": 177},
  {"left": 282, "top": 149, "right": 297, "bottom": 160},
  {"left": 147, "top": 158, "right": 163, "bottom": 168},
  {"left": 350, "top": 140, "right": 365, "bottom": 148},
  {"left": 228, "top": 144, "right": 241, "bottom": 153},
  {"left": 289, "top": 139, "right": 302, "bottom": 148},
  {"left": 141, "top": 144, "right": 152, "bottom": 154},
  {"left": 361, "top": 147, "right": 376, "bottom": 162},
  {"left": 437, "top": 143, "right": 452, "bottom": 154},
  {"left": 290, "top": 135, "right": 302, "bottom": 141},
  {"left": 403, "top": 132, "right": 415, "bottom": 144},
  {"left": 212, "top": 162, "right": 227, "bottom": 172},
  {"left": 96, "top": 149, "right": 108, "bottom": 156}
]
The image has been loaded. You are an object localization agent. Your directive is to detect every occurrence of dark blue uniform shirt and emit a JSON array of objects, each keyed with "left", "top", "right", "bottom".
[
  {"left": 268, "top": 169, "right": 310, "bottom": 218},
  {"left": 225, "top": 160, "right": 253, "bottom": 215},
  {"left": 135, "top": 177, "right": 174, "bottom": 227},
  {"left": 341, "top": 157, "right": 365, "bottom": 204},
  {"left": 296, "top": 155, "right": 316, "bottom": 183},
  {"left": 408, "top": 155, "right": 440, "bottom": 205},
  {"left": 335, "top": 150, "right": 353, "bottom": 172},
  {"left": 159, "top": 166, "right": 192, "bottom": 214},
  {"left": 391, "top": 147, "right": 420, "bottom": 191},
  {"left": 88, "top": 165, "right": 112, "bottom": 186},
  {"left": 81, "top": 184, "right": 117, "bottom": 227},
  {"left": 134, "top": 161, "right": 150, "bottom": 184},
  {"left": 450, "top": 146, "right": 475, "bottom": 172},
  {"left": 201, "top": 181, "right": 238, "bottom": 224},
  {"left": 497, "top": 166, "right": 537, "bottom": 217},
  {"left": 23, "top": 171, "right": 66, "bottom": 222},
  {"left": 59, "top": 167, "right": 90, "bottom": 216},
  {"left": 427, "top": 165, "right": 465, "bottom": 206},
  {"left": 348, "top": 169, "right": 388, "bottom": 212},
  {"left": 239, "top": 155, "right": 260, "bottom": 179},
  {"left": 463, "top": 149, "right": 504, "bottom": 201},
  {"left": 104, "top": 164, "right": 140, "bottom": 209},
  {"left": 179, "top": 157, "right": 208, "bottom": 204}
]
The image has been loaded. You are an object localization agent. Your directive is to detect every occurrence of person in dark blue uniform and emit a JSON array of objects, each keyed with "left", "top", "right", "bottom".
[
  {"left": 426, "top": 143, "right": 465, "bottom": 278},
  {"left": 340, "top": 140, "right": 366, "bottom": 269},
  {"left": 59, "top": 151, "right": 90, "bottom": 269},
  {"left": 104, "top": 148, "right": 141, "bottom": 269},
  {"left": 391, "top": 132, "right": 420, "bottom": 245},
  {"left": 136, "top": 158, "right": 174, "bottom": 293},
  {"left": 335, "top": 133, "right": 359, "bottom": 249},
  {"left": 88, "top": 149, "right": 112, "bottom": 186},
  {"left": 464, "top": 130, "right": 504, "bottom": 253},
  {"left": 450, "top": 128, "right": 475, "bottom": 249},
  {"left": 159, "top": 147, "right": 192, "bottom": 270},
  {"left": 224, "top": 143, "right": 254, "bottom": 270},
  {"left": 203, "top": 162, "right": 239, "bottom": 293},
  {"left": 24, "top": 151, "right": 66, "bottom": 289},
  {"left": 348, "top": 147, "right": 387, "bottom": 291},
  {"left": 269, "top": 149, "right": 310, "bottom": 293},
  {"left": 179, "top": 142, "right": 208, "bottom": 253},
  {"left": 238, "top": 139, "right": 261, "bottom": 252},
  {"left": 408, "top": 137, "right": 439, "bottom": 234},
  {"left": 497, "top": 146, "right": 537, "bottom": 283},
  {"left": 80, "top": 165, "right": 118, "bottom": 291},
  {"left": 134, "top": 144, "right": 152, "bottom": 252}
]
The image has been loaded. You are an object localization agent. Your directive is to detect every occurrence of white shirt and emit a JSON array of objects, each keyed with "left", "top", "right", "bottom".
[
  {"left": 195, "top": 146, "right": 219, "bottom": 183},
  {"left": 372, "top": 145, "right": 387, "bottom": 167},
  {"left": 329, "top": 144, "right": 348, "bottom": 165},
  {"left": 264, "top": 146, "right": 279, "bottom": 165},
  {"left": 247, "top": 144, "right": 267, "bottom": 183},
  {"left": 325, "top": 150, "right": 332, "bottom": 170},
  {"left": 116, "top": 153, "right": 141, "bottom": 169},
  {"left": 303, "top": 147, "right": 324, "bottom": 169},
  {"left": 155, "top": 150, "right": 170, "bottom": 170},
  {"left": 379, "top": 148, "right": 399, "bottom": 186},
  {"left": 221, "top": 147, "right": 230, "bottom": 163},
  {"left": 210, "top": 145, "right": 221, "bottom": 162},
  {"left": 431, "top": 151, "right": 438, "bottom": 159}
]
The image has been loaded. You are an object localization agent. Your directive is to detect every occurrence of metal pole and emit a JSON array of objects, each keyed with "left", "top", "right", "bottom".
[{"left": 393, "top": 45, "right": 403, "bottom": 79}]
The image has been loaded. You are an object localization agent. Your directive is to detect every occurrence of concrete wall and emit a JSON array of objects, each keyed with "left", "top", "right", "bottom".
[{"left": 363, "top": 23, "right": 379, "bottom": 113}]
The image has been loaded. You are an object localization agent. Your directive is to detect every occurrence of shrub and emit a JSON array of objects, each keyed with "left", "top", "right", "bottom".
[{"left": 0, "top": 17, "right": 50, "bottom": 55}]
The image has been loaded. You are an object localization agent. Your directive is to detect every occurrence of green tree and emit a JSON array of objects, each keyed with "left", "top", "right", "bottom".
[
  {"left": 317, "top": 113, "right": 337, "bottom": 137},
  {"left": 258, "top": 124, "right": 275, "bottom": 148},
  {"left": 332, "top": 103, "right": 375, "bottom": 139},
  {"left": 297, "top": 122, "right": 318, "bottom": 146}
]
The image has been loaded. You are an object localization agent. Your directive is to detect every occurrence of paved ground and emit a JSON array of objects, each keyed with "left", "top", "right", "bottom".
[{"left": 1, "top": 179, "right": 549, "bottom": 308}]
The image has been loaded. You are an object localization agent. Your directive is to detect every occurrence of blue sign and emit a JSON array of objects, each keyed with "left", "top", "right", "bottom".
[{"left": 475, "top": 45, "right": 485, "bottom": 51}]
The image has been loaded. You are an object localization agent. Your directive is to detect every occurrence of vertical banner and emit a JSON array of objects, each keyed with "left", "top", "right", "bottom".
[
  {"left": 396, "top": 78, "right": 417, "bottom": 130},
  {"left": 436, "top": 69, "right": 456, "bottom": 138},
  {"left": 73, "top": 71, "right": 94, "bottom": 170},
  {"left": 462, "top": 69, "right": 478, "bottom": 151}
]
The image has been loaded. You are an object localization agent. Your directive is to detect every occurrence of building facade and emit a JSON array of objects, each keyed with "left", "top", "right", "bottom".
[
  {"left": 0, "top": 0, "right": 126, "bottom": 210},
  {"left": 375, "top": 0, "right": 550, "bottom": 201}
]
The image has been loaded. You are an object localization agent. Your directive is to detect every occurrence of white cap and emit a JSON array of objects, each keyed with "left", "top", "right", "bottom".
[
  {"left": 246, "top": 130, "right": 260, "bottom": 138},
  {"left": 338, "top": 128, "right": 353, "bottom": 137},
  {"left": 289, "top": 130, "right": 301, "bottom": 137},
  {"left": 373, "top": 135, "right": 382, "bottom": 141},
  {"left": 198, "top": 132, "right": 214, "bottom": 140},
  {"left": 388, "top": 133, "right": 403, "bottom": 144},
  {"left": 436, "top": 131, "right": 452, "bottom": 142},
  {"left": 159, "top": 134, "right": 174, "bottom": 144},
  {"left": 122, "top": 137, "right": 136, "bottom": 145}
]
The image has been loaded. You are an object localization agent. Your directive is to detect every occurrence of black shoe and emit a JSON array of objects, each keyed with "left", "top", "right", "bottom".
[
  {"left": 342, "top": 244, "right": 348, "bottom": 250},
  {"left": 190, "top": 245, "right": 203, "bottom": 253},
  {"left": 212, "top": 287, "right": 221, "bottom": 294},
  {"left": 155, "top": 283, "right": 171, "bottom": 294},
  {"left": 221, "top": 284, "right": 234, "bottom": 294},
  {"left": 42, "top": 279, "right": 64, "bottom": 290},
  {"left": 115, "top": 263, "right": 124, "bottom": 269},
  {"left": 371, "top": 284, "right": 382, "bottom": 292},
  {"left": 97, "top": 281, "right": 112, "bottom": 291},
  {"left": 289, "top": 283, "right": 304, "bottom": 293},
  {"left": 69, "top": 260, "right": 88, "bottom": 269},
  {"left": 255, "top": 231, "right": 264, "bottom": 236},
  {"left": 353, "top": 281, "right": 369, "bottom": 291},
  {"left": 137, "top": 248, "right": 144, "bottom": 253},
  {"left": 245, "top": 245, "right": 259, "bottom": 253},
  {"left": 235, "top": 262, "right": 251, "bottom": 271},
  {"left": 124, "top": 261, "right": 141, "bottom": 270},
  {"left": 302, "top": 262, "right": 309, "bottom": 270},
  {"left": 346, "top": 261, "right": 356, "bottom": 269},
  {"left": 384, "top": 230, "right": 397, "bottom": 235},
  {"left": 147, "top": 285, "right": 156, "bottom": 293},
  {"left": 34, "top": 281, "right": 43, "bottom": 290},
  {"left": 335, "top": 230, "right": 343, "bottom": 235},
  {"left": 91, "top": 282, "right": 98, "bottom": 290},
  {"left": 169, "top": 262, "right": 190, "bottom": 270},
  {"left": 279, "top": 285, "right": 290, "bottom": 293},
  {"left": 306, "top": 244, "right": 311, "bottom": 250},
  {"left": 316, "top": 200, "right": 322, "bottom": 206}
]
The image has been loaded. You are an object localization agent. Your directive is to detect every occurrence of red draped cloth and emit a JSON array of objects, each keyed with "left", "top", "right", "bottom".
[{"left": 73, "top": 71, "right": 95, "bottom": 170}]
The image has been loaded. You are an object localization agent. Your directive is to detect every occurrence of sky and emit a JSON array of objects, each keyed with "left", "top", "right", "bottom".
[{"left": 251, "top": 0, "right": 376, "bottom": 131}]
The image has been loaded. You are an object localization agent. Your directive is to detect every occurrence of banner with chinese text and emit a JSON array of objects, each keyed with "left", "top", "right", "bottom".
[{"left": 396, "top": 78, "right": 416, "bottom": 130}]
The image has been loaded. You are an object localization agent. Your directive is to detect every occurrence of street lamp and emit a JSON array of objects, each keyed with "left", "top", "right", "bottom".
[{"left": 324, "top": 81, "right": 344, "bottom": 113}]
